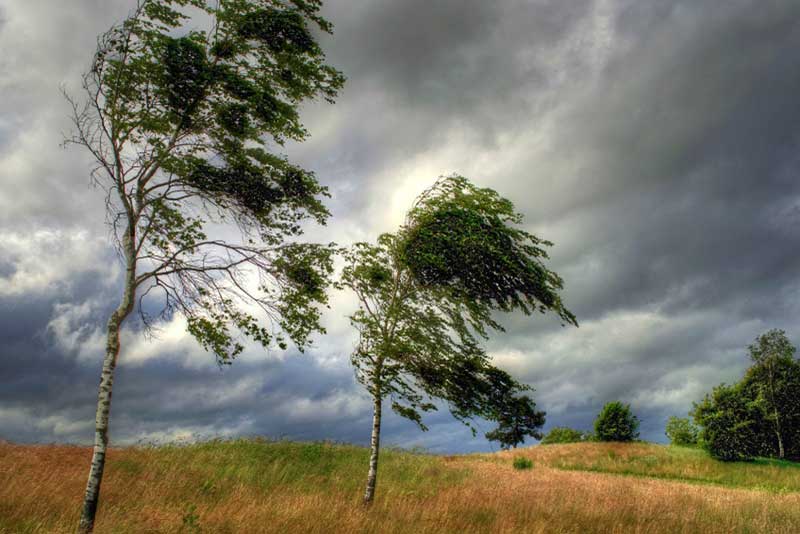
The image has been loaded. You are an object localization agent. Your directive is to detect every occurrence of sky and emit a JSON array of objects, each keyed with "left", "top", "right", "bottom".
[{"left": 1, "top": 0, "right": 800, "bottom": 453}]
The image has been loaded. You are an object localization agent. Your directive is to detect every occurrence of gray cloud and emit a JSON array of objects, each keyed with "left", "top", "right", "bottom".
[{"left": 2, "top": 0, "right": 800, "bottom": 452}]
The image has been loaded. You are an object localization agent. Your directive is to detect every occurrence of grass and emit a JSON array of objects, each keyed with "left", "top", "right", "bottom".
[
  {"left": 512, "top": 456, "right": 533, "bottom": 470},
  {"left": 0, "top": 439, "right": 798, "bottom": 533},
  {"left": 488, "top": 442, "right": 800, "bottom": 493}
]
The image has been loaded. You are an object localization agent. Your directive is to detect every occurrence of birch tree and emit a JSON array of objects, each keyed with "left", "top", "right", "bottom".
[
  {"left": 745, "top": 329, "right": 799, "bottom": 459},
  {"left": 64, "top": 1, "right": 343, "bottom": 531},
  {"left": 338, "top": 176, "right": 577, "bottom": 504}
]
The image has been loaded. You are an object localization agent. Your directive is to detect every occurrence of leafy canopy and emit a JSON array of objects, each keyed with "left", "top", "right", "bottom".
[
  {"left": 540, "top": 427, "right": 590, "bottom": 445},
  {"left": 338, "top": 176, "right": 575, "bottom": 443},
  {"left": 67, "top": 0, "right": 345, "bottom": 362},
  {"left": 594, "top": 401, "right": 640, "bottom": 442},
  {"left": 485, "top": 395, "right": 546, "bottom": 449},
  {"left": 665, "top": 416, "right": 699, "bottom": 447}
]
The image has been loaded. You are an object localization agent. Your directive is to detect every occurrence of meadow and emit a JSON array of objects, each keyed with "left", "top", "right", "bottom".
[{"left": 1, "top": 439, "right": 798, "bottom": 533}]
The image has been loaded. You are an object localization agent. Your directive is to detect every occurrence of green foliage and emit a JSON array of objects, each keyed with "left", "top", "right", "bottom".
[
  {"left": 692, "top": 383, "right": 763, "bottom": 461},
  {"left": 338, "top": 176, "right": 576, "bottom": 445},
  {"left": 398, "top": 175, "right": 577, "bottom": 331},
  {"left": 692, "top": 330, "right": 800, "bottom": 462},
  {"left": 512, "top": 457, "right": 533, "bottom": 470},
  {"left": 181, "top": 503, "right": 201, "bottom": 533},
  {"left": 68, "top": 0, "right": 345, "bottom": 363},
  {"left": 665, "top": 417, "right": 699, "bottom": 447},
  {"left": 484, "top": 395, "right": 546, "bottom": 450},
  {"left": 594, "top": 402, "right": 640, "bottom": 442},
  {"left": 540, "top": 427, "right": 589, "bottom": 445}
]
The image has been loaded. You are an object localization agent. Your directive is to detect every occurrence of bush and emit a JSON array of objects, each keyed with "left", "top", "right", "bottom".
[
  {"left": 692, "top": 383, "right": 764, "bottom": 461},
  {"left": 594, "top": 401, "right": 640, "bottom": 442},
  {"left": 540, "top": 427, "right": 588, "bottom": 445},
  {"left": 665, "top": 416, "right": 699, "bottom": 446},
  {"left": 512, "top": 457, "right": 533, "bottom": 470}
]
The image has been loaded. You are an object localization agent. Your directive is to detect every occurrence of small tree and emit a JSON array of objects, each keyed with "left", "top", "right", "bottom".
[
  {"left": 65, "top": 1, "right": 343, "bottom": 532},
  {"left": 338, "top": 176, "right": 576, "bottom": 504},
  {"left": 594, "top": 401, "right": 640, "bottom": 442},
  {"left": 665, "top": 416, "right": 698, "bottom": 446},
  {"left": 485, "top": 395, "right": 546, "bottom": 450},
  {"left": 540, "top": 426, "right": 588, "bottom": 445}
]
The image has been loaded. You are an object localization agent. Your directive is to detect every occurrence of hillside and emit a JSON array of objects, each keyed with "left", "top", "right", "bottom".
[{"left": 1, "top": 440, "right": 798, "bottom": 533}]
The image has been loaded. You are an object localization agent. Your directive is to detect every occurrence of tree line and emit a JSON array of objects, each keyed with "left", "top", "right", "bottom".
[
  {"left": 691, "top": 329, "right": 800, "bottom": 462},
  {"left": 538, "top": 330, "right": 800, "bottom": 462},
  {"left": 66, "top": 1, "right": 576, "bottom": 531}
]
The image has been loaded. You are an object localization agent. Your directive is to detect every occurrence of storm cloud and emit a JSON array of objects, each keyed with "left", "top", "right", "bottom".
[{"left": 1, "top": 0, "right": 799, "bottom": 452}]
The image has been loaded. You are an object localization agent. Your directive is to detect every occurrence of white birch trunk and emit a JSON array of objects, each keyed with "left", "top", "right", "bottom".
[
  {"left": 363, "top": 390, "right": 382, "bottom": 504},
  {"left": 78, "top": 232, "right": 136, "bottom": 534}
]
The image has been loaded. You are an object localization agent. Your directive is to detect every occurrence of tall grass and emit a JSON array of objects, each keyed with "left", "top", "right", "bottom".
[{"left": 1, "top": 440, "right": 798, "bottom": 533}]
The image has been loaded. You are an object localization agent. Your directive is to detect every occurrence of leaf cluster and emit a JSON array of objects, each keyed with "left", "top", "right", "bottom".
[
  {"left": 398, "top": 175, "right": 577, "bottom": 333},
  {"left": 540, "top": 426, "right": 591, "bottom": 445},
  {"left": 67, "top": 0, "right": 345, "bottom": 364},
  {"left": 664, "top": 416, "right": 699, "bottom": 447},
  {"left": 594, "top": 401, "right": 640, "bottom": 442}
]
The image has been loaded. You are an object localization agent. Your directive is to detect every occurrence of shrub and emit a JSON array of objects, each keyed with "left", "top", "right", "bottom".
[
  {"left": 665, "top": 416, "right": 699, "bottom": 446},
  {"left": 692, "top": 383, "right": 764, "bottom": 461},
  {"left": 594, "top": 401, "right": 640, "bottom": 442},
  {"left": 540, "top": 427, "right": 588, "bottom": 445},
  {"left": 512, "top": 457, "right": 533, "bottom": 470}
]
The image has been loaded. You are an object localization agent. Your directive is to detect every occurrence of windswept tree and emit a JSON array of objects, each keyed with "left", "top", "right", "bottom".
[
  {"left": 64, "top": 1, "right": 343, "bottom": 531},
  {"left": 337, "top": 176, "right": 577, "bottom": 504}
]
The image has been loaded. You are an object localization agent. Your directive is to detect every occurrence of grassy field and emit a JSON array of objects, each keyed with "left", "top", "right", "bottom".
[{"left": 1, "top": 440, "right": 798, "bottom": 533}]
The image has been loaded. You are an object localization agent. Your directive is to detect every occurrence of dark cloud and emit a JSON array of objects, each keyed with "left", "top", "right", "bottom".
[{"left": 2, "top": 0, "right": 800, "bottom": 451}]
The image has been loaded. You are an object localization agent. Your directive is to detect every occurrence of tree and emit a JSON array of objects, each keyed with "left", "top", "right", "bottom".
[
  {"left": 484, "top": 395, "right": 546, "bottom": 450},
  {"left": 745, "top": 329, "right": 799, "bottom": 459},
  {"left": 691, "top": 330, "right": 800, "bottom": 462},
  {"left": 692, "top": 382, "right": 765, "bottom": 461},
  {"left": 665, "top": 416, "right": 698, "bottom": 447},
  {"left": 594, "top": 401, "right": 639, "bottom": 442},
  {"left": 65, "top": 1, "right": 343, "bottom": 531},
  {"left": 337, "top": 175, "right": 577, "bottom": 504},
  {"left": 540, "top": 426, "right": 589, "bottom": 445}
]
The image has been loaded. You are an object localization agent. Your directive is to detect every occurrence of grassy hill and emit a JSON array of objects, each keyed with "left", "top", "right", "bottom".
[{"left": 1, "top": 439, "right": 799, "bottom": 533}]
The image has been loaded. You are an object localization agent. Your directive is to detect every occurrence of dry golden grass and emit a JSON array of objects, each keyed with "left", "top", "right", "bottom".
[{"left": 0, "top": 440, "right": 798, "bottom": 533}]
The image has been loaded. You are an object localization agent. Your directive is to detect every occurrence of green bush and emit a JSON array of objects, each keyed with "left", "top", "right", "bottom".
[
  {"left": 692, "top": 383, "right": 764, "bottom": 461},
  {"left": 665, "top": 416, "right": 699, "bottom": 446},
  {"left": 512, "top": 457, "right": 533, "bottom": 470},
  {"left": 540, "top": 427, "right": 588, "bottom": 445},
  {"left": 594, "top": 401, "right": 640, "bottom": 442}
]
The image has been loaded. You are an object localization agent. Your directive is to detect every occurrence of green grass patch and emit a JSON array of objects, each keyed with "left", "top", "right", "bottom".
[
  {"left": 542, "top": 443, "right": 800, "bottom": 493},
  {"left": 131, "top": 438, "right": 469, "bottom": 501},
  {"left": 513, "top": 457, "right": 533, "bottom": 470}
]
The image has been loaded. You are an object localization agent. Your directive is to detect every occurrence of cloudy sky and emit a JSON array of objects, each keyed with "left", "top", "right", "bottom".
[{"left": 2, "top": 0, "right": 800, "bottom": 453}]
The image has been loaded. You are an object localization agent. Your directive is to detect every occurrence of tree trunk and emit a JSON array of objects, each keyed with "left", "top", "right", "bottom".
[
  {"left": 775, "top": 409, "right": 785, "bottom": 460},
  {"left": 363, "top": 388, "right": 383, "bottom": 505},
  {"left": 78, "top": 234, "right": 136, "bottom": 534},
  {"left": 767, "top": 362, "right": 785, "bottom": 460}
]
